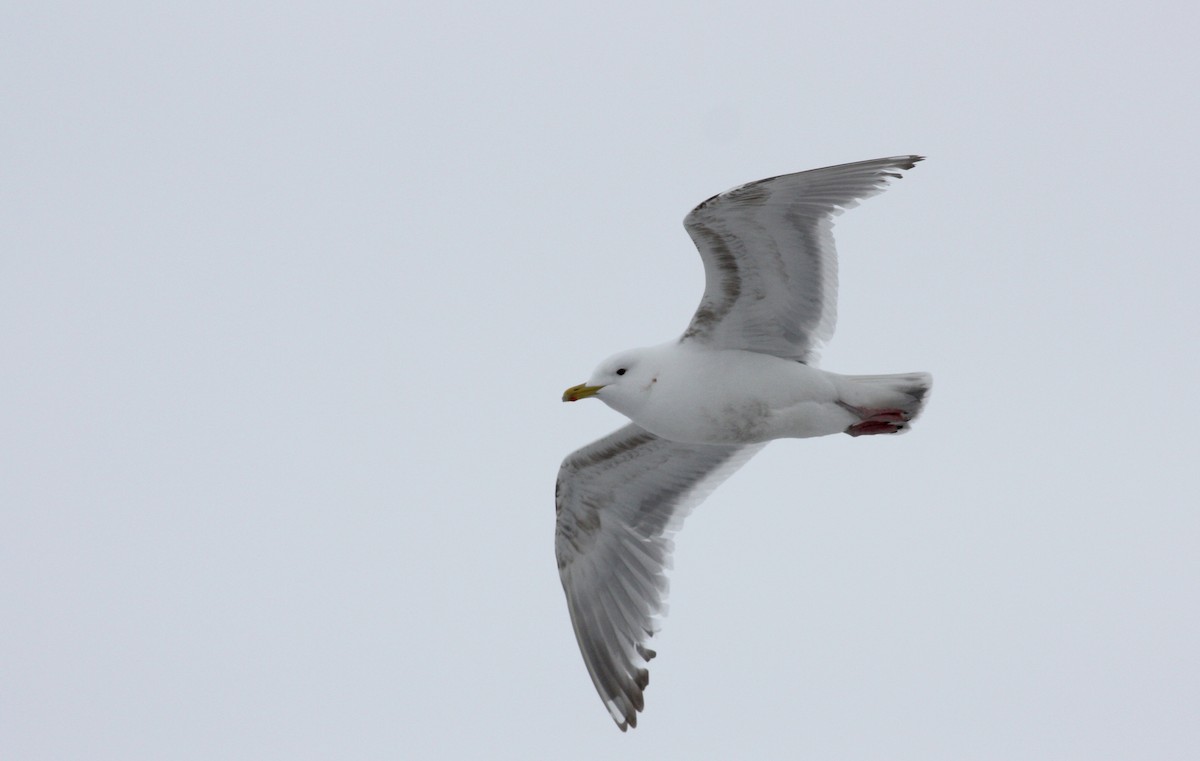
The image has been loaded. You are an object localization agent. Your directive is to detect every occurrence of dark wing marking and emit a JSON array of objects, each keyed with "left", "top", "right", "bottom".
[
  {"left": 682, "top": 155, "right": 923, "bottom": 361},
  {"left": 555, "top": 424, "right": 763, "bottom": 730}
]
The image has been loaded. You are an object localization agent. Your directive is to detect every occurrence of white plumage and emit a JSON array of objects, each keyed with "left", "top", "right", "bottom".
[{"left": 557, "top": 156, "right": 932, "bottom": 730}]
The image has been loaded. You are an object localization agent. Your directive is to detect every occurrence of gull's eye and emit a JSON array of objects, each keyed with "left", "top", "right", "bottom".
[{"left": 616, "top": 368, "right": 627, "bottom": 376}]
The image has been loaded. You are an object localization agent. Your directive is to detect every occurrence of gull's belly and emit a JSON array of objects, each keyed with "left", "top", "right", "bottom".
[{"left": 631, "top": 350, "right": 850, "bottom": 444}]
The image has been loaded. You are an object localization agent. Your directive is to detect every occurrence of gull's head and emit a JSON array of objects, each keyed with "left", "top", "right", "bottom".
[{"left": 562, "top": 347, "right": 659, "bottom": 415}]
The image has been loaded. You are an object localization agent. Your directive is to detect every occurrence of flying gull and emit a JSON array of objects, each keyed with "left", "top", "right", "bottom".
[{"left": 556, "top": 155, "right": 932, "bottom": 730}]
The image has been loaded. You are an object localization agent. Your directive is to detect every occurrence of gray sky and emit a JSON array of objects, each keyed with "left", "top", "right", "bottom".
[{"left": 3, "top": 2, "right": 1198, "bottom": 759}]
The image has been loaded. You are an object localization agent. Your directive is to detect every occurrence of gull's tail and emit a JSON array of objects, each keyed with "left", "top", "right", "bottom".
[{"left": 836, "top": 372, "right": 932, "bottom": 436}]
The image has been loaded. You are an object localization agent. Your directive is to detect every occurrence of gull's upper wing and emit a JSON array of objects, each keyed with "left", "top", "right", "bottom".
[
  {"left": 555, "top": 424, "right": 763, "bottom": 730},
  {"left": 681, "top": 155, "right": 923, "bottom": 362}
]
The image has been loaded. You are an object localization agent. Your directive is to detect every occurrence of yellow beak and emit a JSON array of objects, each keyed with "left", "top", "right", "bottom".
[{"left": 562, "top": 383, "right": 604, "bottom": 402}]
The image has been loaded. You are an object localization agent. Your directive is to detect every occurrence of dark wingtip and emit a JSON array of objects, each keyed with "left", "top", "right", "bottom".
[
  {"left": 610, "top": 668, "right": 651, "bottom": 731},
  {"left": 880, "top": 155, "right": 924, "bottom": 178},
  {"left": 635, "top": 667, "right": 649, "bottom": 692}
]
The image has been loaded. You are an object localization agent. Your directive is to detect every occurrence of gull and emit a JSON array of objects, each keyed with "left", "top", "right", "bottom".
[{"left": 556, "top": 156, "right": 931, "bottom": 730}]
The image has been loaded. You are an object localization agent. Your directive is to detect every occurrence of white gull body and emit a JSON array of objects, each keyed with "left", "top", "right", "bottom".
[
  {"left": 581, "top": 341, "right": 929, "bottom": 445},
  {"left": 555, "top": 156, "right": 932, "bottom": 731}
]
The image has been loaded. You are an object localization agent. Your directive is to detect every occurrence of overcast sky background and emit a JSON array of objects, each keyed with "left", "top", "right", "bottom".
[{"left": 3, "top": 2, "right": 1198, "bottom": 759}]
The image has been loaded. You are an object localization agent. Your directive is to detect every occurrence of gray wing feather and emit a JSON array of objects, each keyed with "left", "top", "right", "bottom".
[
  {"left": 682, "top": 155, "right": 923, "bottom": 362},
  {"left": 555, "top": 424, "right": 762, "bottom": 730}
]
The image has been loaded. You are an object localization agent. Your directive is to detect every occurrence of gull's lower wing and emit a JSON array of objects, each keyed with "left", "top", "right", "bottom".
[
  {"left": 681, "top": 155, "right": 923, "bottom": 362},
  {"left": 555, "top": 424, "right": 763, "bottom": 730}
]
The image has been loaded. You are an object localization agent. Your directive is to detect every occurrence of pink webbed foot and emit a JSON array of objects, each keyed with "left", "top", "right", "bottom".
[{"left": 842, "top": 407, "right": 911, "bottom": 437}]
